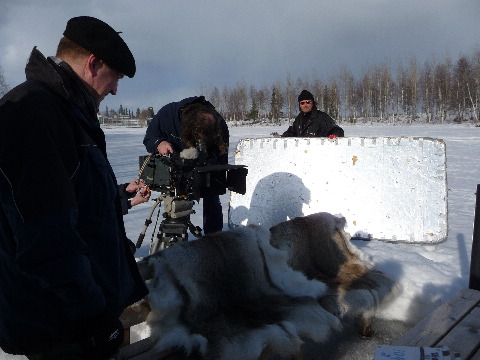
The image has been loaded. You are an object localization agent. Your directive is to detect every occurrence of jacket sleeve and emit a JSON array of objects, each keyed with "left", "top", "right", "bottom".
[
  {"left": 318, "top": 111, "right": 345, "bottom": 137},
  {"left": 118, "top": 183, "right": 133, "bottom": 215},
  {"left": 281, "top": 125, "right": 296, "bottom": 137},
  {"left": 143, "top": 106, "right": 169, "bottom": 153},
  {"left": 322, "top": 112, "right": 345, "bottom": 137},
  {"left": 143, "top": 102, "right": 185, "bottom": 153},
  {"left": 328, "top": 125, "right": 345, "bottom": 137},
  {"left": 282, "top": 116, "right": 301, "bottom": 137}
]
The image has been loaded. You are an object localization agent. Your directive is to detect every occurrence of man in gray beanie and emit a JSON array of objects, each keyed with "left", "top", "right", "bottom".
[
  {"left": 0, "top": 16, "right": 147, "bottom": 359},
  {"left": 281, "top": 89, "right": 344, "bottom": 138}
]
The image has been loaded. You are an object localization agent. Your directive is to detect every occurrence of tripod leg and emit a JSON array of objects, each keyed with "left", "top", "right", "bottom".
[
  {"left": 136, "top": 197, "right": 162, "bottom": 249},
  {"left": 151, "top": 232, "right": 164, "bottom": 254},
  {"left": 188, "top": 221, "right": 203, "bottom": 238}
]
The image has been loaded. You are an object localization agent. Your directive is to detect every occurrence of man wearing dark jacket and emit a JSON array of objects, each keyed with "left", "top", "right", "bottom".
[
  {"left": 281, "top": 89, "right": 344, "bottom": 138},
  {"left": 143, "top": 96, "right": 229, "bottom": 234},
  {"left": 0, "top": 16, "right": 148, "bottom": 359}
]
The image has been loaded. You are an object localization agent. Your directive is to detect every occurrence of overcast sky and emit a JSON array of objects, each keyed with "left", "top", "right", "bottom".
[{"left": 1, "top": 0, "right": 479, "bottom": 114}]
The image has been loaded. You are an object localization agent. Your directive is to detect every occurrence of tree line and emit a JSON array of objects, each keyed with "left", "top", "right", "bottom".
[
  {"left": 2, "top": 48, "right": 480, "bottom": 125},
  {"left": 200, "top": 48, "right": 480, "bottom": 125},
  {"left": 102, "top": 105, "right": 155, "bottom": 120}
]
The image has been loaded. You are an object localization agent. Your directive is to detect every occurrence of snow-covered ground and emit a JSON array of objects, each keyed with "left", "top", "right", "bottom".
[{"left": 2, "top": 122, "right": 479, "bottom": 359}]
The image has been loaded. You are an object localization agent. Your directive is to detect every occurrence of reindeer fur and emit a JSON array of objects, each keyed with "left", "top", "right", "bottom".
[{"left": 146, "top": 213, "right": 398, "bottom": 359}]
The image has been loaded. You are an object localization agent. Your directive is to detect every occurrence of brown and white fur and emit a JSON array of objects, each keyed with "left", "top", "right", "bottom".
[
  {"left": 146, "top": 212, "right": 398, "bottom": 359},
  {"left": 270, "top": 212, "right": 399, "bottom": 335}
]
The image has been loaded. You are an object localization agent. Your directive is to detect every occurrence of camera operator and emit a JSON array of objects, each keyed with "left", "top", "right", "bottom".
[{"left": 143, "top": 96, "right": 229, "bottom": 234}]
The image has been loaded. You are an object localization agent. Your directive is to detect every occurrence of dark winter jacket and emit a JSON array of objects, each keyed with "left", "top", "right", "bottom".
[
  {"left": 282, "top": 108, "right": 344, "bottom": 138},
  {"left": 0, "top": 48, "right": 148, "bottom": 354},
  {"left": 143, "top": 96, "right": 229, "bottom": 165}
]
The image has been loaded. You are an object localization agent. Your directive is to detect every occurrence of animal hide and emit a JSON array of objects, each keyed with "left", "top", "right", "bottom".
[
  {"left": 146, "top": 213, "right": 398, "bottom": 359},
  {"left": 270, "top": 212, "right": 399, "bottom": 320}
]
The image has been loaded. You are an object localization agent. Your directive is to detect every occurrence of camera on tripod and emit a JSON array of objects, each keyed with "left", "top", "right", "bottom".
[
  {"left": 139, "top": 148, "right": 247, "bottom": 199},
  {"left": 136, "top": 148, "right": 248, "bottom": 253}
]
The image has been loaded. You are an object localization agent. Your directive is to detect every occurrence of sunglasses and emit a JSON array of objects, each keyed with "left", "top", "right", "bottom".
[{"left": 300, "top": 100, "right": 312, "bottom": 105}]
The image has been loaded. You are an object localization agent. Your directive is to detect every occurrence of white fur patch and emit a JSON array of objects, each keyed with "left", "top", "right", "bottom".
[
  {"left": 179, "top": 147, "right": 199, "bottom": 159},
  {"left": 257, "top": 236, "right": 328, "bottom": 298}
]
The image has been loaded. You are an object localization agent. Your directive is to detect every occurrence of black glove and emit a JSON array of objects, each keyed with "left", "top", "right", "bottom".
[{"left": 86, "top": 314, "right": 124, "bottom": 359}]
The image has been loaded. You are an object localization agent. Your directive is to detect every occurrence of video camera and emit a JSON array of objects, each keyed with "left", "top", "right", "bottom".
[
  {"left": 137, "top": 148, "right": 247, "bottom": 253},
  {"left": 139, "top": 149, "right": 247, "bottom": 199}
]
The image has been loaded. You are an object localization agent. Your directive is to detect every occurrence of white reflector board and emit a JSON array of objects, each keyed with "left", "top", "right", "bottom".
[{"left": 229, "top": 137, "right": 447, "bottom": 243}]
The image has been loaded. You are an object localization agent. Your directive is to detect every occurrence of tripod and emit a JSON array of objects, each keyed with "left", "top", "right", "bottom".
[{"left": 136, "top": 191, "right": 202, "bottom": 254}]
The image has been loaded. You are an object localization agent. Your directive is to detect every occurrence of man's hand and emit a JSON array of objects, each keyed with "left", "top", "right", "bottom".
[
  {"left": 157, "top": 141, "right": 173, "bottom": 156},
  {"left": 125, "top": 179, "right": 150, "bottom": 207},
  {"left": 125, "top": 178, "right": 145, "bottom": 193},
  {"left": 130, "top": 186, "right": 151, "bottom": 206}
]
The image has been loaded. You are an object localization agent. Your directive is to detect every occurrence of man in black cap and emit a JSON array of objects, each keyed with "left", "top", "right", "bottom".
[
  {"left": 0, "top": 16, "right": 148, "bottom": 359},
  {"left": 280, "top": 89, "right": 344, "bottom": 138}
]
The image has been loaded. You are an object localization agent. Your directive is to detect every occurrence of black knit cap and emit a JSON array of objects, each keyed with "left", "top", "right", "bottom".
[
  {"left": 298, "top": 90, "right": 314, "bottom": 102},
  {"left": 63, "top": 16, "right": 136, "bottom": 78}
]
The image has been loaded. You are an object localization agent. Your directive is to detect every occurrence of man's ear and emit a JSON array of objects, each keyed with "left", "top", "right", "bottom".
[{"left": 86, "top": 54, "right": 103, "bottom": 76}]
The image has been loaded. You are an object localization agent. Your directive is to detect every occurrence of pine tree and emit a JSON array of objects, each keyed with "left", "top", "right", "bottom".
[{"left": 247, "top": 98, "right": 259, "bottom": 120}]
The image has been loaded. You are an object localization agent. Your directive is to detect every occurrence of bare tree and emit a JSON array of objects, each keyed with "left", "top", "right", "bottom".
[
  {"left": 222, "top": 83, "right": 248, "bottom": 123},
  {"left": 208, "top": 86, "right": 222, "bottom": 112},
  {"left": 221, "top": 86, "right": 231, "bottom": 121},
  {"left": 382, "top": 63, "right": 394, "bottom": 121},
  {"left": 404, "top": 57, "right": 419, "bottom": 122},
  {"left": 434, "top": 60, "right": 451, "bottom": 123},
  {"left": 420, "top": 59, "right": 435, "bottom": 123},
  {"left": 357, "top": 70, "right": 373, "bottom": 119},
  {"left": 256, "top": 85, "right": 269, "bottom": 119},
  {"left": 295, "top": 77, "right": 310, "bottom": 98},
  {"left": 284, "top": 73, "right": 296, "bottom": 120},
  {"left": 323, "top": 79, "right": 340, "bottom": 120},
  {"left": 0, "top": 64, "right": 8, "bottom": 97},
  {"left": 339, "top": 66, "right": 355, "bottom": 122},
  {"left": 470, "top": 49, "right": 480, "bottom": 122},
  {"left": 235, "top": 82, "right": 248, "bottom": 120},
  {"left": 310, "top": 75, "right": 323, "bottom": 111},
  {"left": 452, "top": 56, "right": 474, "bottom": 122},
  {"left": 459, "top": 54, "right": 479, "bottom": 122}
]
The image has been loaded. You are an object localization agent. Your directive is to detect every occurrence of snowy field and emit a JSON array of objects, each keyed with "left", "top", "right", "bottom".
[{"left": 2, "top": 122, "right": 480, "bottom": 359}]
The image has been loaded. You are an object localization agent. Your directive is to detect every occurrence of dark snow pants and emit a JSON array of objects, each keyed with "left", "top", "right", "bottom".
[{"left": 202, "top": 195, "right": 223, "bottom": 234}]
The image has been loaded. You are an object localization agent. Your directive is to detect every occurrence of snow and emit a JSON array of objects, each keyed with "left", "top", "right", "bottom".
[{"left": 2, "top": 122, "right": 479, "bottom": 359}]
